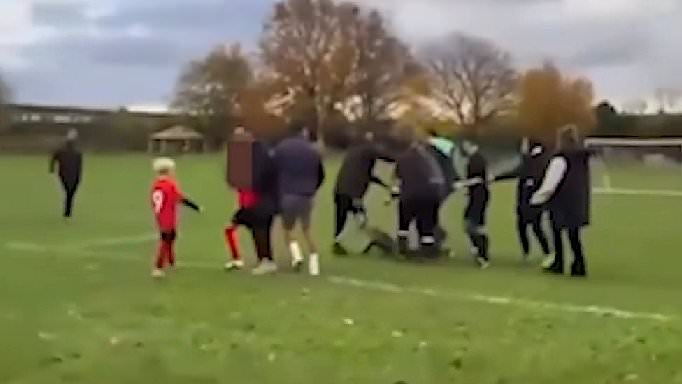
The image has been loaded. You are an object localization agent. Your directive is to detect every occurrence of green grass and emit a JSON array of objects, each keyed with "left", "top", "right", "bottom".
[{"left": 2, "top": 154, "right": 682, "bottom": 384}]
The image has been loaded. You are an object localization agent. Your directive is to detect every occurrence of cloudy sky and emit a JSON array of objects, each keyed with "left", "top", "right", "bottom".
[{"left": 1, "top": 0, "right": 681, "bottom": 110}]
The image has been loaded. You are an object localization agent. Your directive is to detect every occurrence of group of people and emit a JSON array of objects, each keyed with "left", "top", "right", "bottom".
[{"left": 50, "top": 122, "right": 592, "bottom": 279}]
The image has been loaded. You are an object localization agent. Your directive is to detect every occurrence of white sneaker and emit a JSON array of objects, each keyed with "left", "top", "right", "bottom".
[
  {"left": 291, "top": 255, "right": 305, "bottom": 272},
  {"left": 541, "top": 255, "right": 555, "bottom": 269},
  {"left": 224, "top": 260, "right": 245, "bottom": 271},
  {"left": 476, "top": 257, "right": 490, "bottom": 270},
  {"left": 252, "top": 261, "right": 278, "bottom": 276},
  {"left": 151, "top": 269, "right": 165, "bottom": 278}
]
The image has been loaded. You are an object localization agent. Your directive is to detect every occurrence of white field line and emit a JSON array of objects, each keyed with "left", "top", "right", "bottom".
[
  {"left": 4, "top": 241, "right": 675, "bottom": 323},
  {"left": 594, "top": 187, "right": 682, "bottom": 197}
]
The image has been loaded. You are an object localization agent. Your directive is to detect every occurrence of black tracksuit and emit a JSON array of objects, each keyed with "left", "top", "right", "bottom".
[
  {"left": 50, "top": 142, "right": 82, "bottom": 218},
  {"left": 395, "top": 145, "right": 446, "bottom": 254},
  {"left": 333, "top": 143, "right": 391, "bottom": 238},
  {"left": 495, "top": 148, "right": 551, "bottom": 256},
  {"left": 547, "top": 149, "right": 592, "bottom": 276},
  {"left": 464, "top": 151, "right": 490, "bottom": 260}
]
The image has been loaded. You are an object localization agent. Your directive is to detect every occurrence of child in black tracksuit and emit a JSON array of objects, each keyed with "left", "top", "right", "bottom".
[
  {"left": 459, "top": 141, "right": 490, "bottom": 268},
  {"left": 494, "top": 139, "right": 551, "bottom": 259}
]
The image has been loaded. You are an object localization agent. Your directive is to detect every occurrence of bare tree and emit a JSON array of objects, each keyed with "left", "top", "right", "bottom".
[
  {"left": 654, "top": 88, "right": 682, "bottom": 113},
  {"left": 419, "top": 33, "right": 517, "bottom": 130},
  {"left": 622, "top": 99, "right": 648, "bottom": 115},
  {"left": 343, "top": 9, "right": 414, "bottom": 125},
  {"left": 261, "top": 0, "right": 353, "bottom": 140},
  {"left": 0, "top": 73, "right": 11, "bottom": 132},
  {"left": 172, "top": 44, "right": 253, "bottom": 148}
]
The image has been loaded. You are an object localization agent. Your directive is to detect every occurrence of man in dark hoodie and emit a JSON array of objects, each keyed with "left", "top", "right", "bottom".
[
  {"left": 274, "top": 123, "right": 325, "bottom": 275},
  {"left": 332, "top": 131, "right": 393, "bottom": 255},
  {"left": 494, "top": 138, "right": 551, "bottom": 260},
  {"left": 50, "top": 129, "right": 83, "bottom": 219}
]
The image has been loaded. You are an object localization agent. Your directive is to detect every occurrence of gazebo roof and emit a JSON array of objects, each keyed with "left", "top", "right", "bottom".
[{"left": 151, "top": 125, "right": 204, "bottom": 140}]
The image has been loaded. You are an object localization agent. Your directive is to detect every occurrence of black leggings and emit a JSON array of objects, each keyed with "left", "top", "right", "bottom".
[
  {"left": 518, "top": 209, "right": 550, "bottom": 256},
  {"left": 552, "top": 226, "right": 585, "bottom": 270},
  {"left": 251, "top": 223, "right": 273, "bottom": 262},
  {"left": 61, "top": 178, "right": 80, "bottom": 218}
]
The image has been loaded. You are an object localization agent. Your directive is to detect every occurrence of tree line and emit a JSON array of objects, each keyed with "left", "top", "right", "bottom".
[{"left": 171, "top": 0, "right": 599, "bottom": 148}]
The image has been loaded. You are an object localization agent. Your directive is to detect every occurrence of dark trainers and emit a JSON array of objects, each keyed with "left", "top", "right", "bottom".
[{"left": 332, "top": 242, "right": 349, "bottom": 256}]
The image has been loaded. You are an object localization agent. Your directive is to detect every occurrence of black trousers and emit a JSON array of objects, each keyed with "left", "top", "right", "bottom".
[
  {"left": 517, "top": 206, "right": 550, "bottom": 256},
  {"left": 465, "top": 190, "right": 490, "bottom": 260},
  {"left": 334, "top": 193, "right": 365, "bottom": 238},
  {"left": 232, "top": 202, "right": 275, "bottom": 261},
  {"left": 398, "top": 196, "right": 439, "bottom": 244},
  {"left": 550, "top": 213, "right": 586, "bottom": 275},
  {"left": 60, "top": 178, "right": 80, "bottom": 218}
]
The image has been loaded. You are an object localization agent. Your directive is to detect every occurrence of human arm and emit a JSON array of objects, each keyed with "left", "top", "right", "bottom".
[
  {"left": 49, "top": 150, "right": 59, "bottom": 173},
  {"left": 530, "top": 156, "right": 567, "bottom": 205},
  {"left": 181, "top": 197, "right": 202, "bottom": 212}
]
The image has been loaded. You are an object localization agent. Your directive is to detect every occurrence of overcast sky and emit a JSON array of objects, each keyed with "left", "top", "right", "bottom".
[{"left": 1, "top": 0, "right": 681, "bottom": 110}]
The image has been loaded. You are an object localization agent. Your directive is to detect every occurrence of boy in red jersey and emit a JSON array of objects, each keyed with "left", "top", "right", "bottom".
[{"left": 151, "top": 157, "right": 201, "bottom": 278}]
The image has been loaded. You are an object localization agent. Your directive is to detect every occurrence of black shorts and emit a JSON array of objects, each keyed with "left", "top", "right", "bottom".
[
  {"left": 160, "top": 230, "right": 177, "bottom": 242},
  {"left": 232, "top": 202, "right": 276, "bottom": 229}
]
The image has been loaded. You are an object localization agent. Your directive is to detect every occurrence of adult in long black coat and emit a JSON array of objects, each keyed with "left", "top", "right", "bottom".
[
  {"left": 50, "top": 129, "right": 83, "bottom": 219},
  {"left": 531, "top": 126, "right": 592, "bottom": 277}
]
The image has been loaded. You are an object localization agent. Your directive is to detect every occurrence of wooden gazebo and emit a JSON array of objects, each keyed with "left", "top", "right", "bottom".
[{"left": 148, "top": 125, "right": 206, "bottom": 153}]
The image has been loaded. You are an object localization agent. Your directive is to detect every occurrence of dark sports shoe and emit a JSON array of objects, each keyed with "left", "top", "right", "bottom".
[
  {"left": 543, "top": 263, "right": 564, "bottom": 275},
  {"left": 570, "top": 262, "right": 587, "bottom": 278},
  {"left": 332, "top": 242, "right": 349, "bottom": 256}
]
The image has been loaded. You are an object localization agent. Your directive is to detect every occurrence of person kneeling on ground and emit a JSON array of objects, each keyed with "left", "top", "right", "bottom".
[{"left": 333, "top": 131, "right": 393, "bottom": 255}]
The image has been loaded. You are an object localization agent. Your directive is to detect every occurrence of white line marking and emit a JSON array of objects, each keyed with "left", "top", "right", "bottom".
[
  {"left": 5, "top": 241, "right": 676, "bottom": 323},
  {"left": 594, "top": 187, "right": 682, "bottom": 197},
  {"left": 328, "top": 276, "right": 674, "bottom": 322}
]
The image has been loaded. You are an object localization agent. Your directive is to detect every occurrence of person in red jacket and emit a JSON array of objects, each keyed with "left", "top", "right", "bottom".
[{"left": 150, "top": 158, "right": 201, "bottom": 278}]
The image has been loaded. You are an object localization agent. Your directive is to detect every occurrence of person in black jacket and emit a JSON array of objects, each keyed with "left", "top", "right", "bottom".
[
  {"left": 394, "top": 140, "right": 447, "bottom": 258},
  {"left": 531, "top": 125, "right": 592, "bottom": 277},
  {"left": 333, "top": 132, "right": 392, "bottom": 255},
  {"left": 425, "top": 130, "right": 460, "bottom": 243},
  {"left": 494, "top": 138, "right": 551, "bottom": 260},
  {"left": 50, "top": 129, "right": 83, "bottom": 219},
  {"left": 458, "top": 140, "right": 490, "bottom": 269}
]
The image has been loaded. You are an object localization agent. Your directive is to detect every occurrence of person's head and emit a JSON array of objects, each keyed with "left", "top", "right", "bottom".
[
  {"left": 234, "top": 126, "right": 246, "bottom": 136},
  {"left": 363, "top": 131, "right": 375, "bottom": 142},
  {"left": 66, "top": 128, "right": 78, "bottom": 142},
  {"left": 288, "top": 120, "right": 311, "bottom": 140},
  {"left": 460, "top": 140, "right": 479, "bottom": 157},
  {"left": 557, "top": 124, "right": 581, "bottom": 151},
  {"left": 153, "top": 157, "right": 176, "bottom": 177}
]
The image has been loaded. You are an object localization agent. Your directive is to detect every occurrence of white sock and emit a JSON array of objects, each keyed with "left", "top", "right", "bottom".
[
  {"left": 309, "top": 253, "right": 320, "bottom": 276},
  {"left": 289, "top": 242, "right": 303, "bottom": 262}
]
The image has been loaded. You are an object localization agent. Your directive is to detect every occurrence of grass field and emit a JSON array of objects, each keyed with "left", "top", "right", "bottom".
[{"left": 2, "top": 154, "right": 682, "bottom": 384}]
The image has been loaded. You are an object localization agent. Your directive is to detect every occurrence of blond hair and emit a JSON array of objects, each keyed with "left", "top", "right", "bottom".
[{"left": 153, "top": 157, "right": 176, "bottom": 174}]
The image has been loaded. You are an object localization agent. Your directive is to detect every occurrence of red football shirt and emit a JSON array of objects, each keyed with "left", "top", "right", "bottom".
[
  {"left": 151, "top": 176, "right": 182, "bottom": 231},
  {"left": 238, "top": 189, "right": 260, "bottom": 209}
]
